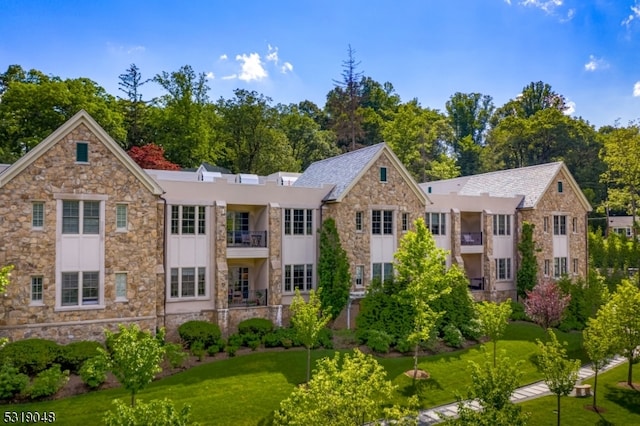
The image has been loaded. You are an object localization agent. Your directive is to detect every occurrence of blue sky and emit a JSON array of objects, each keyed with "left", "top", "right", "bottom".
[{"left": 1, "top": 0, "right": 639, "bottom": 128}]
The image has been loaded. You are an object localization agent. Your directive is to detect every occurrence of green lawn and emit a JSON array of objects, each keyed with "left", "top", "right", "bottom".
[
  {"left": 8, "top": 323, "right": 588, "bottom": 425},
  {"left": 520, "top": 363, "right": 640, "bottom": 425}
]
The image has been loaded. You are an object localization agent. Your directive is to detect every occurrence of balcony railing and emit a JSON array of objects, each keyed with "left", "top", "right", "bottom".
[
  {"left": 227, "top": 231, "right": 268, "bottom": 248},
  {"left": 228, "top": 289, "right": 268, "bottom": 307},
  {"left": 469, "top": 277, "right": 485, "bottom": 290},
  {"left": 461, "top": 232, "right": 482, "bottom": 246}
]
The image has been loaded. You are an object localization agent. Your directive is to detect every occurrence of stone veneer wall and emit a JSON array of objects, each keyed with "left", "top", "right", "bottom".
[
  {"left": 0, "top": 123, "right": 160, "bottom": 343},
  {"left": 323, "top": 153, "right": 426, "bottom": 288},
  {"left": 518, "top": 168, "right": 589, "bottom": 281}
]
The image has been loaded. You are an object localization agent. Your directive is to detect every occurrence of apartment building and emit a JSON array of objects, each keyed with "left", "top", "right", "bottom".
[{"left": 0, "top": 111, "right": 591, "bottom": 342}]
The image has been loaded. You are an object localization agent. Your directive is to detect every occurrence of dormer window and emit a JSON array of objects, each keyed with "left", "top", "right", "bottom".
[
  {"left": 557, "top": 181, "right": 563, "bottom": 193},
  {"left": 76, "top": 142, "right": 88, "bottom": 163},
  {"left": 380, "top": 167, "right": 387, "bottom": 182}
]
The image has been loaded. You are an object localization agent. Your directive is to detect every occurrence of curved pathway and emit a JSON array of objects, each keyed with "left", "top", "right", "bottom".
[{"left": 416, "top": 355, "right": 628, "bottom": 425}]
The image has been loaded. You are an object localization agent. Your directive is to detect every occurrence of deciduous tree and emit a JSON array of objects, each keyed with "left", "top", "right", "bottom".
[
  {"left": 0, "top": 264, "right": 13, "bottom": 294},
  {"left": 290, "top": 289, "right": 331, "bottom": 383},
  {"left": 524, "top": 280, "right": 570, "bottom": 329},
  {"left": 599, "top": 279, "right": 640, "bottom": 386},
  {"left": 100, "top": 324, "right": 166, "bottom": 407},
  {"left": 104, "top": 398, "right": 193, "bottom": 426},
  {"left": 317, "top": 218, "right": 351, "bottom": 320},
  {"left": 600, "top": 123, "right": 640, "bottom": 233},
  {"left": 447, "top": 349, "right": 528, "bottom": 426},
  {"left": 583, "top": 314, "right": 615, "bottom": 411},
  {"left": 127, "top": 143, "right": 181, "bottom": 170},
  {"left": 274, "top": 349, "right": 415, "bottom": 425},
  {"left": 476, "top": 300, "right": 512, "bottom": 366},
  {"left": 537, "top": 330, "right": 580, "bottom": 426},
  {"left": 395, "top": 218, "right": 460, "bottom": 381}
]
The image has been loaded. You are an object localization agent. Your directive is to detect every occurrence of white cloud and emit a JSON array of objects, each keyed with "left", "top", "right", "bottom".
[
  {"left": 219, "top": 54, "right": 228, "bottom": 61},
  {"left": 281, "top": 62, "right": 293, "bottom": 74},
  {"left": 634, "top": 81, "right": 640, "bottom": 97},
  {"left": 564, "top": 100, "right": 576, "bottom": 115},
  {"left": 622, "top": 3, "right": 640, "bottom": 27},
  {"left": 584, "top": 55, "right": 609, "bottom": 72},
  {"left": 520, "top": 0, "right": 562, "bottom": 14},
  {"left": 222, "top": 74, "right": 237, "bottom": 80},
  {"left": 205, "top": 72, "right": 215, "bottom": 80},
  {"left": 266, "top": 44, "right": 279, "bottom": 63},
  {"left": 504, "top": 0, "right": 511, "bottom": 4},
  {"left": 235, "top": 53, "right": 268, "bottom": 81}
]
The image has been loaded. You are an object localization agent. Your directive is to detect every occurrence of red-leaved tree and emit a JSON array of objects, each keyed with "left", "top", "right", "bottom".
[
  {"left": 127, "top": 143, "right": 181, "bottom": 170},
  {"left": 524, "top": 280, "right": 571, "bottom": 329}
]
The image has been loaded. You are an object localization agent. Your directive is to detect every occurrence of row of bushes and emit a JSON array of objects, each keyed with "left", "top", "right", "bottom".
[
  {"left": 178, "top": 318, "right": 333, "bottom": 358},
  {"left": 0, "top": 363, "right": 69, "bottom": 400},
  {"left": 0, "top": 339, "right": 102, "bottom": 376}
]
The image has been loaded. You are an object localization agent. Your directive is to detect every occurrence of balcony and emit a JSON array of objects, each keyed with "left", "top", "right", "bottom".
[
  {"left": 227, "top": 231, "right": 268, "bottom": 247},
  {"left": 460, "top": 232, "right": 483, "bottom": 254},
  {"left": 469, "top": 277, "right": 485, "bottom": 291},
  {"left": 461, "top": 232, "right": 482, "bottom": 246},
  {"left": 227, "top": 231, "right": 269, "bottom": 258},
  {"left": 228, "top": 289, "right": 268, "bottom": 307}
]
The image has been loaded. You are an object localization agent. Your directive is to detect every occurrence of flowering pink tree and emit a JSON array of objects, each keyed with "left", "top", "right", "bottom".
[{"left": 524, "top": 280, "right": 571, "bottom": 329}]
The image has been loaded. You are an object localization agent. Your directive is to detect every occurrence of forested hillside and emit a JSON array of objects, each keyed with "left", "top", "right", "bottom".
[{"left": 1, "top": 56, "right": 638, "bottom": 219}]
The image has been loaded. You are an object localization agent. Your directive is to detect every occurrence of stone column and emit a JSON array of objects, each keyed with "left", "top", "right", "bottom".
[{"left": 268, "top": 203, "right": 282, "bottom": 306}]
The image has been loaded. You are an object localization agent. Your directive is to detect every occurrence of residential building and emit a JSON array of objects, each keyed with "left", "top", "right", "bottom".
[
  {"left": 0, "top": 111, "right": 591, "bottom": 342},
  {"left": 421, "top": 162, "right": 592, "bottom": 300}
]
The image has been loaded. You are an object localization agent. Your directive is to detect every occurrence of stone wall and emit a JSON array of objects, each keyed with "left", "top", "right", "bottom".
[
  {"left": 518, "top": 168, "right": 589, "bottom": 281},
  {"left": 323, "top": 153, "right": 426, "bottom": 287},
  {"left": 0, "top": 123, "right": 161, "bottom": 342}
]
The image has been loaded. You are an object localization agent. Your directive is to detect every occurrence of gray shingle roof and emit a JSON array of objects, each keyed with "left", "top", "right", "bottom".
[
  {"left": 431, "top": 162, "right": 564, "bottom": 208},
  {"left": 293, "top": 144, "right": 386, "bottom": 201}
]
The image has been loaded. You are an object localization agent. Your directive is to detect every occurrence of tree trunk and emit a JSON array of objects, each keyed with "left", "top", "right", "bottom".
[
  {"left": 493, "top": 340, "right": 497, "bottom": 367},
  {"left": 556, "top": 394, "right": 561, "bottom": 426},
  {"left": 306, "top": 347, "right": 311, "bottom": 383},
  {"left": 628, "top": 357, "right": 633, "bottom": 387},
  {"left": 413, "top": 343, "right": 419, "bottom": 383},
  {"left": 592, "top": 369, "right": 598, "bottom": 411}
]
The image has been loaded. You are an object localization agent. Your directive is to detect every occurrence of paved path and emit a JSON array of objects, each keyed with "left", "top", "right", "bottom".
[{"left": 416, "top": 355, "right": 628, "bottom": 425}]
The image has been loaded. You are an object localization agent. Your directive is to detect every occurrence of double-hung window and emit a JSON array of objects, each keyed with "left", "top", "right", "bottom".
[
  {"left": 284, "top": 209, "right": 313, "bottom": 235},
  {"left": 116, "top": 204, "right": 128, "bottom": 231},
  {"left": 283, "top": 264, "right": 314, "bottom": 292},
  {"left": 493, "top": 214, "right": 511, "bottom": 236},
  {"left": 31, "top": 276, "right": 43, "bottom": 304},
  {"left": 495, "top": 258, "right": 512, "bottom": 280},
  {"left": 170, "top": 205, "right": 206, "bottom": 235},
  {"left": 61, "top": 271, "right": 99, "bottom": 306},
  {"left": 554, "top": 257, "right": 567, "bottom": 277},
  {"left": 425, "top": 212, "right": 446, "bottom": 235},
  {"left": 170, "top": 267, "right": 206, "bottom": 298},
  {"left": 32, "top": 202, "right": 44, "bottom": 230},
  {"left": 372, "top": 210, "right": 393, "bottom": 235},
  {"left": 553, "top": 215, "right": 566, "bottom": 235},
  {"left": 62, "top": 200, "right": 100, "bottom": 234},
  {"left": 372, "top": 263, "right": 393, "bottom": 283}
]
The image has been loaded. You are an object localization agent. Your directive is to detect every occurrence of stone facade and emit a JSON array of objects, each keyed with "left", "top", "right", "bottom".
[
  {"left": 0, "top": 121, "right": 161, "bottom": 343},
  {"left": 323, "top": 152, "right": 426, "bottom": 287},
  {"left": 518, "top": 168, "right": 589, "bottom": 281}
]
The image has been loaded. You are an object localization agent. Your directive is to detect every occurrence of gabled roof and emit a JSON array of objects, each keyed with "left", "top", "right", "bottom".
[
  {"left": 0, "top": 110, "right": 164, "bottom": 195},
  {"left": 293, "top": 143, "right": 429, "bottom": 204},
  {"left": 422, "top": 162, "right": 591, "bottom": 211}
]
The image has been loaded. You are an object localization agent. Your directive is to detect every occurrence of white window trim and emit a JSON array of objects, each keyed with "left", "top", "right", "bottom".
[
  {"left": 54, "top": 194, "right": 106, "bottom": 311},
  {"left": 30, "top": 276, "right": 44, "bottom": 306},
  {"left": 32, "top": 201, "right": 45, "bottom": 231},
  {"left": 355, "top": 265, "right": 364, "bottom": 288},
  {"left": 283, "top": 263, "right": 315, "bottom": 294},
  {"left": 168, "top": 266, "right": 208, "bottom": 300},
  {"left": 116, "top": 204, "right": 128, "bottom": 232},
  {"left": 115, "top": 272, "right": 128, "bottom": 302}
]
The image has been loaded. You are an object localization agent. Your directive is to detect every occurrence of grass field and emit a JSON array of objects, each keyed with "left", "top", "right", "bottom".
[{"left": 7, "top": 323, "right": 603, "bottom": 426}]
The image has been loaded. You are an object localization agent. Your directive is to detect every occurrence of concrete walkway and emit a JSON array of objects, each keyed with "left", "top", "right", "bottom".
[{"left": 416, "top": 355, "right": 628, "bottom": 425}]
